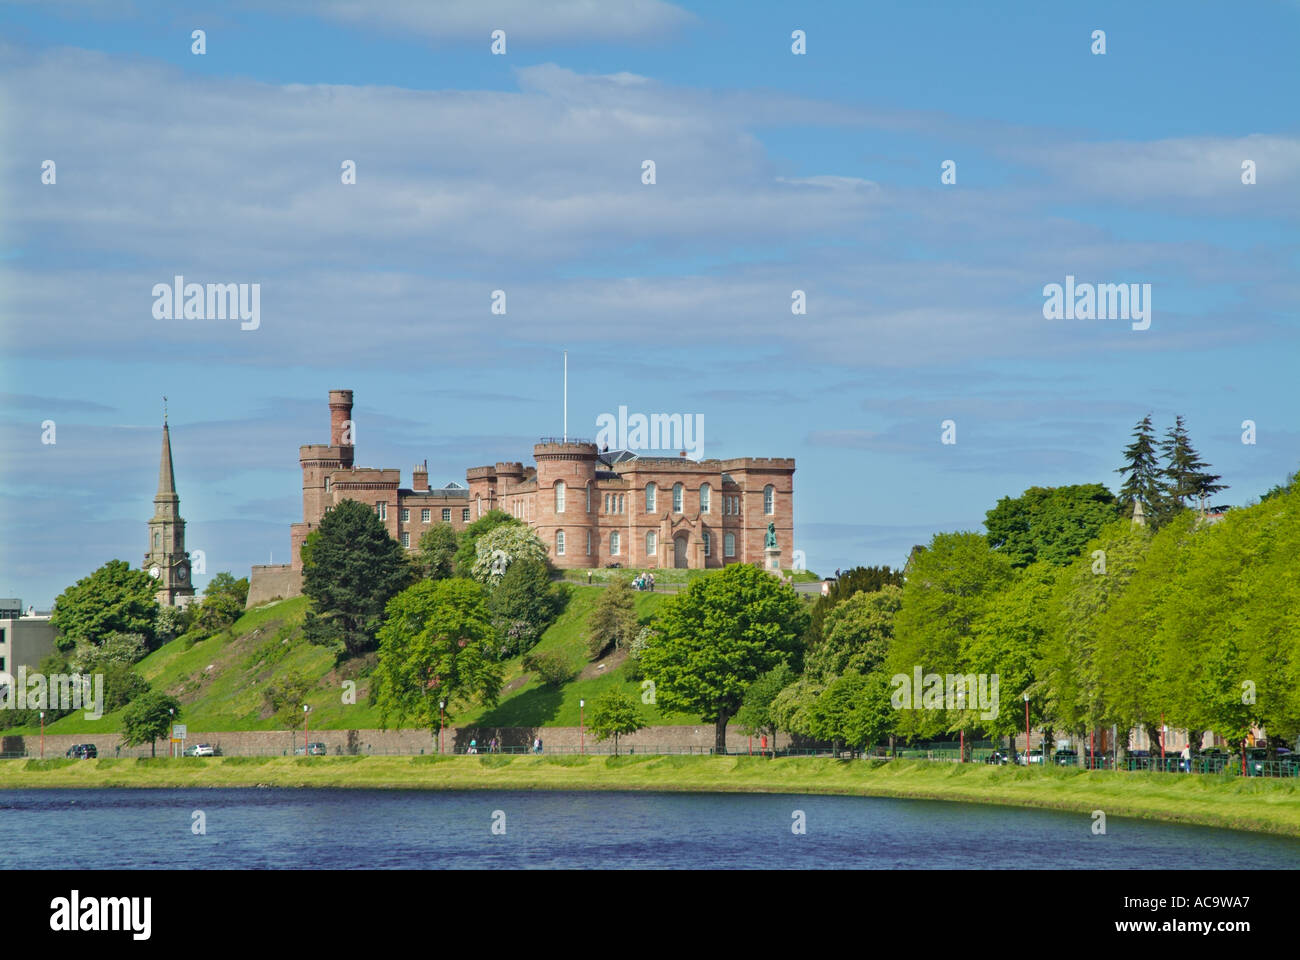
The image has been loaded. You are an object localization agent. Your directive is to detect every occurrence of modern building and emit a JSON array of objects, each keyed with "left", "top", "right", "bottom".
[
  {"left": 248, "top": 389, "right": 796, "bottom": 605},
  {"left": 0, "top": 601, "right": 57, "bottom": 677}
]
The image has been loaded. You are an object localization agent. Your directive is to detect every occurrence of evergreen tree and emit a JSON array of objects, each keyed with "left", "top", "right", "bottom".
[
  {"left": 1160, "top": 415, "right": 1226, "bottom": 513},
  {"left": 1115, "top": 415, "right": 1164, "bottom": 523},
  {"left": 586, "top": 576, "right": 638, "bottom": 659}
]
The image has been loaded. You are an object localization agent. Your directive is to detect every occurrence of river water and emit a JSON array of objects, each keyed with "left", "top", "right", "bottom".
[{"left": 2, "top": 789, "right": 1296, "bottom": 869}]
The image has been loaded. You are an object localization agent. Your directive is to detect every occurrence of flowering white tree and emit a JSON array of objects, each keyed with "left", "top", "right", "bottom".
[{"left": 472, "top": 524, "right": 550, "bottom": 586}]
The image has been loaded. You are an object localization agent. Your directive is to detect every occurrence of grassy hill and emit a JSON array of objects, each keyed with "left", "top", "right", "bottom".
[{"left": 28, "top": 583, "right": 697, "bottom": 734}]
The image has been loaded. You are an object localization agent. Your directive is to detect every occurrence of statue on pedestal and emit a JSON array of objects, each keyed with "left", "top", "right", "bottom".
[{"left": 765, "top": 522, "right": 777, "bottom": 549}]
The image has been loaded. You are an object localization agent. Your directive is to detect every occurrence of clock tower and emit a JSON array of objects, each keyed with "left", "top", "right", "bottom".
[{"left": 145, "top": 414, "right": 196, "bottom": 607}]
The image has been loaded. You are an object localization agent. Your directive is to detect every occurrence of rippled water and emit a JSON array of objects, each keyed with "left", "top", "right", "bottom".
[{"left": 1, "top": 789, "right": 1297, "bottom": 869}]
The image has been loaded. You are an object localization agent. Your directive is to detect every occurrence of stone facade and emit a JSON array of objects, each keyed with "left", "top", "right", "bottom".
[{"left": 252, "top": 390, "right": 795, "bottom": 602}]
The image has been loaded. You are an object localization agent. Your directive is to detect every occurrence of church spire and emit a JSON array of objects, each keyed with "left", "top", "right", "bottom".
[{"left": 156, "top": 420, "right": 178, "bottom": 501}]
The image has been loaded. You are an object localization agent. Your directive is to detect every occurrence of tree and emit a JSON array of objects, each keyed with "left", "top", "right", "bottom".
[
  {"left": 194, "top": 572, "right": 249, "bottom": 635},
  {"left": 263, "top": 670, "right": 314, "bottom": 740},
  {"left": 155, "top": 604, "right": 193, "bottom": 645},
  {"left": 805, "top": 585, "right": 901, "bottom": 683},
  {"left": 770, "top": 676, "right": 824, "bottom": 741},
  {"left": 586, "top": 576, "right": 638, "bottom": 659},
  {"left": 587, "top": 690, "right": 646, "bottom": 755},
  {"left": 640, "top": 563, "right": 808, "bottom": 752},
  {"left": 805, "top": 565, "right": 904, "bottom": 645},
  {"left": 121, "top": 692, "right": 181, "bottom": 758},
  {"left": 50, "top": 560, "right": 157, "bottom": 652},
  {"left": 301, "top": 499, "right": 414, "bottom": 660},
  {"left": 371, "top": 578, "right": 502, "bottom": 730},
  {"left": 984, "top": 484, "right": 1118, "bottom": 567},
  {"left": 1160, "top": 415, "right": 1226, "bottom": 513},
  {"left": 489, "top": 557, "right": 566, "bottom": 658},
  {"left": 1115, "top": 415, "right": 1166, "bottom": 525},
  {"left": 807, "top": 671, "right": 894, "bottom": 756},
  {"left": 885, "top": 532, "right": 1013, "bottom": 740},
  {"left": 470, "top": 524, "right": 550, "bottom": 587},
  {"left": 736, "top": 663, "right": 796, "bottom": 755},
  {"left": 417, "top": 524, "right": 459, "bottom": 581},
  {"left": 453, "top": 509, "right": 521, "bottom": 576}
]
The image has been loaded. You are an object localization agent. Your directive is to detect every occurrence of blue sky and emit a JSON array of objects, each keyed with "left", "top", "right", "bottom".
[{"left": 1, "top": 0, "right": 1297, "bottom": 606}]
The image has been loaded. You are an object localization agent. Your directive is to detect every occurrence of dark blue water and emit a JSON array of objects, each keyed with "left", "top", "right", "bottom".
[{"left": 2, "top": 789, "right": 1297, "bottom": 869}]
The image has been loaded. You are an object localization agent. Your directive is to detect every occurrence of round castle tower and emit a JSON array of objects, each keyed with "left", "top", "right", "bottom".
[{"left": 532, "top": 441, "right": 597, "bottom": 567}]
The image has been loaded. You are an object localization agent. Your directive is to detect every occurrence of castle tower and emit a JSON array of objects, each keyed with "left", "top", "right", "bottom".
[
  {"left": 533, "top": 441, "right": 598, "bottom": 567},
  {"left": 144, "top": 415, "right": 196, "bottom": 607}
]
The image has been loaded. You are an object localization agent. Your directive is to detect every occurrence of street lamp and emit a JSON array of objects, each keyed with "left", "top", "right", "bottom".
[
  {"left": 579, "top": 699, "right": 585, "bottom": 755},
  {"left": 439, "top": 701, "right": 445, "bottom": 755},
  {"left": 303, "top": 704, "right": 311, "bottom": 756},
  {"left": 169, "top": 707, "right": 175, "bottom": 758},
  {"left": 39, "top": 711, "right": 44, "bottom": 759},
  {"left": 1023, "top": 693, "right": 1030, "bottom": 767}
]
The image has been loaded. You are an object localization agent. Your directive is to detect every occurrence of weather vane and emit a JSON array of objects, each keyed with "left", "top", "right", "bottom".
[{"left": 163, "top": 395, "right": 168, "bottom": 423}]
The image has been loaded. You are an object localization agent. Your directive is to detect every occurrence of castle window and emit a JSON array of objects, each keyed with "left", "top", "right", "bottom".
[
  {"left": 764, "top": 485, "right": 775, "bottom": 515},
  {"left": 555, "top": 481, "right": 566, "bottom": 514},
  {"left": 610, "top": 532, "right": 621, "bottom": 556},
  {"left": 586, "top": 530, "right": 592, "bottom": 555},
  {"left": 376, "top": 502, "right": 387, "bottom": 521},
  {"left": 703, "top": 531, "right": 712, "bottom": 556},
  {"left": 618, "top": 494, "right": 624, "bottom": 514},
  {"left": 154, "top": 531, "right": 161, "bottom": 550},
  {"left": 604, "top": 494, "right": 611, "bottom": 513},
  {"left": 442, "top": 508, "right": 451, "bottom": 522},
  {"left": 422, "top": 509, "right": 431, "bottom": 523},
  {"left": 324, "top": 477, "right": 331, "bottom": 492},
  {"left": 401, "top": 532, "right": 410, "bottom": 548},
  {"left": 477, "top": 496, "right": 482, "bottom": 517},
  {"left": 645, "top": 483, "right": 657, "bottom": 513},
  {"left": 646, "top": 531, "right": 657, "bottom": 557},
  {"left": 556, "top": 530, "right": 566, "bottom": 556},
  {"left": 462, "top": 508, "right": 470, "bottom": 522},
  {"left": 400, "top": 508, "right": 410, "bottom": 523},
  {"left": 699, "top": 483, "right": 711, "bottom": 513},
  {"left": 586, "top": 482, "right": 592, "bottom": 513},
  {"left": 672, "top": 483, "right": 683, "bottom": 513},
  {"left": 724, "top": 533, "right": 736, "bottom": 557}
]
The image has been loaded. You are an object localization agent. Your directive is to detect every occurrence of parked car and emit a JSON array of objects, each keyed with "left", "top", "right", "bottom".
[
  {"left": 1053, "top": 749, "right": 1078, "bottom": 766},
  {"left": 65, "top": 743, "right": 97, "bottom": 759},
  {"left": 183, "top": 743, "right": 215, "bottom": 757},
  {"left": 294, "top": 742, "right": 327, "bottom": 756},
  {"left": 1019, "top": 749, "right": 1046, "bottom": 766},
  {"left": 984, "top": 750, "right": 1013, "bottom": 765}
]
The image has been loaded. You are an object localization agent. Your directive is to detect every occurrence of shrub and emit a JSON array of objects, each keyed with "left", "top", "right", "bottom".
[{"left": 522, "top": 651, "right": 575, "bottom": 686}]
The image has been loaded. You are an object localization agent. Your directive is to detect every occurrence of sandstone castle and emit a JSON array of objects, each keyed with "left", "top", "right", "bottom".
[{"left": 246, "top": 390, "right": 795, "bottom": 606}]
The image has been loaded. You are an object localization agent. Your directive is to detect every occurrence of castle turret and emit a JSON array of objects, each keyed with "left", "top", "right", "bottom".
[{"left": 533, "top": 441, "right": 598, "bottom": 567}]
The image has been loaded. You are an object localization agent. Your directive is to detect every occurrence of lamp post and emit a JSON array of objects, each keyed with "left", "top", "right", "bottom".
[
  {"left": 1023, "top": 693, "right": 1030, "bottom": 767},
  {"left": 439, "top": 701, "right": 445, "bottom": 755},
  {"left": 579, "top": 699, "right": 585, "bottom": 755},
  {"left": 303, "top": 704, "right": 311, "bottom": 755},
  {"left": 40, "top": 710, "right": 45, "bottom": 759},
  {"left": 169, "top": 707, "right": 175, "bottom": 758}
]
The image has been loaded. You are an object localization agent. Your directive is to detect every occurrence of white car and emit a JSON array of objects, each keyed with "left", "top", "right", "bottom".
[{"left": 185, "top": 743, "right": 215, "bottom": 757}]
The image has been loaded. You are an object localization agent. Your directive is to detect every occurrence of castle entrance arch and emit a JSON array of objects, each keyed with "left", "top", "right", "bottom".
[{"left": 673, "top": 534, "right": 689, "bottom": 568}]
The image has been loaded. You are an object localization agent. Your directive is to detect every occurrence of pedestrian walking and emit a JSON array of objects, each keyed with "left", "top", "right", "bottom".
[
  {"left": 649, "top": 572, "right": 655, "bottom": 592},
  {"left": 533, "top": 736, "right": 541, "bottom": 754}
]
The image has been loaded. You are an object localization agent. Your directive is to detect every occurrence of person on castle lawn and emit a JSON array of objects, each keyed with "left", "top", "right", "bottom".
[
  {"left": 533, "top": 736, "right": 541, "bottom": 754},
  {"left": 588, "top": 570, "right": 593, "bottom": 585},
  {"left": 649, "top": 572, "right": 655, "bottom": 592},
  {"left": 468, "top": 739, "right": 477, "bottom": 755},
  {"left": 1181, "top": 742, "right": 1191, "bottom": 771}
]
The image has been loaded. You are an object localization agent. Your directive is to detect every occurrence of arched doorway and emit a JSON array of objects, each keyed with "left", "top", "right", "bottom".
[{"left": 673, "top": 534, "right": 689, "bottom": 568}]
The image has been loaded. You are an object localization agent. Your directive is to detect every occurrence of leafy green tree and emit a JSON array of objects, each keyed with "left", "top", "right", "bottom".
[
  {"left": 1259, "top": 469, "right": 1297, "bottom": 502},
  {"left": 586, "top": 576, "right": 638, "bottom": 659},
  {"left": 470, "top": 523, "right": 550, "bottom": 586},
  {"left": 1115, "top": 415, "right": 1167, "bottom": 525},
  {"left": 301, "top": 499, "right": 414, "bottom": 660},
  {"left": 453, "top": 509, "right": 520, "bottom": 576},
  {"left": 586, "top": 690, "right": 646, "bottom": 755},
  {"left": 70, "top": 631, "right": 148, "bottom": 671},
  {"left": 263, "top": 670, "right": 314, "bottom": 738},
  {"left": 50, "top": 560, "right": 157, "bottom": 652},
  {"left": 808, "top": 671, "right": 894, "bottom": 756},
  {"left": 640, "top": 563, "right": 808, "bottom": 752},
  {"left": 806, "top": 585, "right": 901, "bottom": 683},
  {"left": 736, "top": 663, "right": 796, "bottom": 754},
  {"left": 98, "top": 661, "right": 150, "bottom": 714},
  {"left": 984, "top": 484, "right": 1118, "bottom": 567},
  {"left": 1160, "top": 415, "right": 1226, "bottom": 513},
  {"left": 521, "top": 650, "right": 575, "bottom": 686},
  {"left": 195, "top": 573, "right": 248, "bottom": 635},
  {"left": 155, "top": 604, "right": 193, "bottom": 645},
  {"left": 885, "top": 532, "right": 1013, "bottom": 739},
  {"left": 121, "top": 691, "right": 181, "bottom": 758},
  {"left": 770, "top": 676, "right": 824, "bottom": 741},
  {"left": 416, "top": 524, "right": 459, "bottom": 580},
  {"left": 805, "top": 565, "right": 904, "bottom": 645},
  {"left": 488, "top": 557, "right": 565, "bottom": 657},
  {"left": 372, "top": 578, "right": 502, "bottom": 730}
]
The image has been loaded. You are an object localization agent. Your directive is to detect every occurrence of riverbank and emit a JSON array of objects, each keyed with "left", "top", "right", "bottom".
[{"left": 3, "top": 755, "right": 1297, "bottom": 837}]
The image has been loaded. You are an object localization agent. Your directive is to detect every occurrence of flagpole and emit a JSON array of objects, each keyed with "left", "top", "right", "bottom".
[{"left": 563, "top": 350, "right": 568, "bottom": 442}]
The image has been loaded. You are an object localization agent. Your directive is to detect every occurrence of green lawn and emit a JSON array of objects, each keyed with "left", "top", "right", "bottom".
[
  {"left": 3, "top": 755, "right": 1295, "bottom": 836},
  {"left": 14, "top": 584, "right": 695, "bottom": 734}
]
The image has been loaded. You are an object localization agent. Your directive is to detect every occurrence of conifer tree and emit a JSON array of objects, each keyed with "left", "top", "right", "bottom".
[
  {"left": 1115, "top": 415, "right": 1164, "bottom": 523},
  {"left": 1159, "top": 415, "right": 1226, "bottom": 514}
]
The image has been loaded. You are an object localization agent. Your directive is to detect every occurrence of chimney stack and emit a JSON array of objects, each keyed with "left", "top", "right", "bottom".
[{"left": 413, "top": 460, "right": 429, "bottom": 492}]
